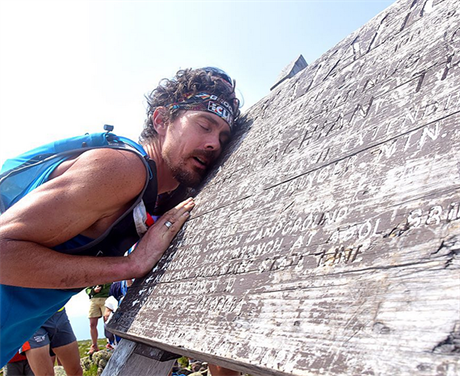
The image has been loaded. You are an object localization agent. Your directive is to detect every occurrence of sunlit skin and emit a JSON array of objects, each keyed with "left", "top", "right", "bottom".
[
  {"left": 163, "top": 111, "right": 231, "bottom": 186},
  {"left": 144, "top": 108, "right": 231, "bottom": 190}
]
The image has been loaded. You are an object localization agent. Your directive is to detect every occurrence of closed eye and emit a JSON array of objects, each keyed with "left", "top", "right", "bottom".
[{"left": 220, "top": 135, "right": 230, "bottom": 147}]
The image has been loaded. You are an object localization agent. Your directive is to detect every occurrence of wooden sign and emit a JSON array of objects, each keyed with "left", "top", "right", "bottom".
[{"left": 107, "top": 0, "right": 460, "bottom": 374}]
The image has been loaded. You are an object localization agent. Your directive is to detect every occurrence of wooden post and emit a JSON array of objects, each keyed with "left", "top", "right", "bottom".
[
  {"left": 105, "top": 0, "right": 460, "bottom": 374},
  {"left": 101, "top": 340, "right": 176, "bottom": 376}
]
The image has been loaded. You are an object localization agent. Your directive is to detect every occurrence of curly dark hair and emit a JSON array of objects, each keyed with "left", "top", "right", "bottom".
[{"left": 140, "top": 67, "right": 241, "bottom": 144}]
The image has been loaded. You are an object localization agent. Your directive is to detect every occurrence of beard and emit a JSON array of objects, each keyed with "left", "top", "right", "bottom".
[
  {"left": 164, "top": 149, "right": 217, "bottom": 188},
  {"left": 170, "top": 163, "right": 203, "bottom": 187}
]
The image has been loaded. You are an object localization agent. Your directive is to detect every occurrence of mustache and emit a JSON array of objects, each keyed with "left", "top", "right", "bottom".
[{"left": 191, "top": 149, "right": 219, "bottom": 163}]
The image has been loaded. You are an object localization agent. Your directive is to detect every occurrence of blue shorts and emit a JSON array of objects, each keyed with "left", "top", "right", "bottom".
[{"left": 22, "top": 309, "right": 76, "bottom": 351}]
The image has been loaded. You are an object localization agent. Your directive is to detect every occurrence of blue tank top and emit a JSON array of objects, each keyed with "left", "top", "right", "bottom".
[{"left": 0, "top": 150, "right": 157, "bottom": 366}]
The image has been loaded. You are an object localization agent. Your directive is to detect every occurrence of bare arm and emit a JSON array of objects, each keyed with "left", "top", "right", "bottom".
[{"left": 0, "top": 148, "right": 194, "bottom": 289}]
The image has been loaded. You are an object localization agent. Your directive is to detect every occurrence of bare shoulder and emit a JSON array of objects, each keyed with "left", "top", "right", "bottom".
[
  {"left": 51, "top": 148, "right": 148, "bottom": 206},
  {"left": 76, "top": 148, "right": 147, "bottom": 177}
]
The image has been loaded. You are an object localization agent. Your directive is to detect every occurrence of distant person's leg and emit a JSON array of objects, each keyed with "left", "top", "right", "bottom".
[
  {"left": 89, "top": 317, "right": 99, "bottom": 354},
  {"left": 52, "top": 342, "right": 82, "bottom": 376},
  {"left": 25, "top": 345, "right": 54, "bottom": 376}
]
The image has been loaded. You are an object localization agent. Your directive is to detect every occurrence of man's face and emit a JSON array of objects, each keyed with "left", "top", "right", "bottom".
[{"left": 161, "top": 110, "right": 231, "bottom": 187}]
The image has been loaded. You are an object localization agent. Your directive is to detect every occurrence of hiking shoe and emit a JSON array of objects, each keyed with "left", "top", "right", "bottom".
[{"left": 88, "top": 344, "right": 99, "bottom": 355}]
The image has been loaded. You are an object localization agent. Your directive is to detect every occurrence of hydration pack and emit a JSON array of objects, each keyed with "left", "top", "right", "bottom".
[{"left": 0, "top": 126, "right": 159, "bottom": 257}]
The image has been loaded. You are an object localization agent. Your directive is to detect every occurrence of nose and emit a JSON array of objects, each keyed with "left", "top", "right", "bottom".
[{"left": 204, "top": 133, "right": 221, "bottom": 153}]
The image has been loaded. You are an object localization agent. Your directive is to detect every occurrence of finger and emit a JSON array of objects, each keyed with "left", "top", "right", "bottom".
[
  {"left": 169, "top": 198, "right": 195, "bottom": 219},
  {"left": 173, "top": 197, "right": 194, "bottom": 210},
  {"left": 161, "top": 200, "right": 195, "bottom": 232},
  {"left": 164, "top": 207, "right": 193, "bottom": 228},
  {"left": 163, "top": 220, "right": 173, "bottom": 228}
]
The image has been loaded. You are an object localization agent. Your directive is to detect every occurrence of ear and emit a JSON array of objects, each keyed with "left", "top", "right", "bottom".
[{"left": 151, "top": 107, "right": 168, "bottom": 136}]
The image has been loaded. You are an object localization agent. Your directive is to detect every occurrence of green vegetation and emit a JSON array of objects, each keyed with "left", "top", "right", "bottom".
[
  {"left": 77, "top": 339, "right": 107, "bottom": 360},
  {"left": 83, "top": 363, "right": 99, "bottom": 376}
]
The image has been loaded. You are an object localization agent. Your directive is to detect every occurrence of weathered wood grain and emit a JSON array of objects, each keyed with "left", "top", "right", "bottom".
[
  {"left": 101, "top": 339, "right": 175, "bottom": 376},
  {"left": 107, "top": 0, "right": 460, "bottom": 375}
]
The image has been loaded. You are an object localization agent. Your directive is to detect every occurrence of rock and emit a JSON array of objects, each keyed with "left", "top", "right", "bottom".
[
  {"left": 81, "top": 349, "right": 112, "bottom": 375},
  {"left": 54, "top": 366, "right": 67, "bottom": 376}
]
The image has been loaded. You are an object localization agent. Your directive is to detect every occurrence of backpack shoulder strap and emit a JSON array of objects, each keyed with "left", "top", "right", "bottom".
[
  {"left": 54, "top": 144, "right": 158, "bottom": 258},
  {"left": 106, "top": 135, "right": 158, "bottom": 215}
]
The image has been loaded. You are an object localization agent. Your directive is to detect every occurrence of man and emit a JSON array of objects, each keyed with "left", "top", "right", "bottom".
[
  {"left": 85, "top": 284, "right": 112, "bottom": 354},
  {"left": 0, "top": 67, "right": 241, "bottom": 375}
]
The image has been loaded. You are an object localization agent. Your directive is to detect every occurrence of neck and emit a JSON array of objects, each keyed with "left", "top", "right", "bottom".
[{"left": 142, "top": 141, "right": 179, "bottom": 194}]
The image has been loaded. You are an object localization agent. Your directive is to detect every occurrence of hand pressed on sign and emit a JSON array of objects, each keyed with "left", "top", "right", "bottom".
[{"left": 127, "top": 197, "right": 195, "bottom": 278}]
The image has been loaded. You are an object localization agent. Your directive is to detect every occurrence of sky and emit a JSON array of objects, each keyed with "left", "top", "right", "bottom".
[{"left": 0, "top": 0, "right": 396, "bottom": 340}]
